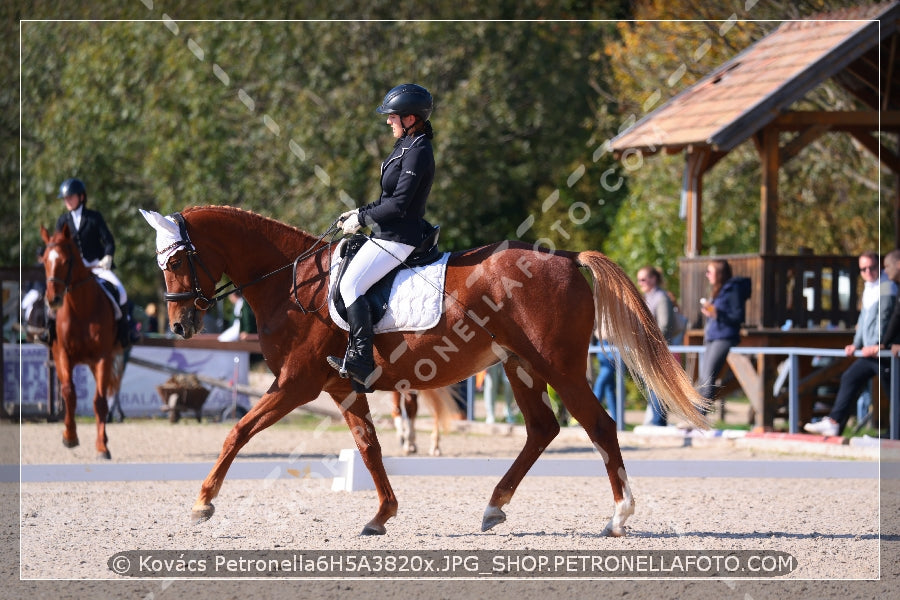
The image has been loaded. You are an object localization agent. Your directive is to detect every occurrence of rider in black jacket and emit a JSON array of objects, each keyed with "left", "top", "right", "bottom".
[
  {"left": 51, "top": 178, "right": 133, "bottom": 348},
  {"left": 327, "top": 84, "right": 436, "bottom": 390}
]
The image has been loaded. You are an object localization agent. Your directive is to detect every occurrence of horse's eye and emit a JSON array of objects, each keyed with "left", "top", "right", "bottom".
[{"left": 170, "top": 258, "right": 182, "bottom": 270}]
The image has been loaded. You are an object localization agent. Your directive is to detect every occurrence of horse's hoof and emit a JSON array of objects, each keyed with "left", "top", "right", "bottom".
[
  {"left": 603, "top": 525, "right": 627, "bottom": 537},
  {"left": 97, "top": 450, "right": 111, "bottom": 460},
  {"left": 360, "top": 522, "right": 386, "bottom": 536},
  {"left": 62, "top": 437, "right": 79, "bottom": 449},
  {"left": 430, "top": 447, "right": 441, "bottom": 457},
  {"left": 481, "top": 506, "right": 506, "bottom": 532},
  {"left": 191, "top": 503, "right": 215, "bottom": 524}
]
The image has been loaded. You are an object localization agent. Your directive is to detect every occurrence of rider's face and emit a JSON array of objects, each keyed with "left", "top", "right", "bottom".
[
  {"left": 63, "top": 193, "right": 82, "bottom": 211},
  {"left": 386, "top": 113, "right": 416, "bottom": 138}
]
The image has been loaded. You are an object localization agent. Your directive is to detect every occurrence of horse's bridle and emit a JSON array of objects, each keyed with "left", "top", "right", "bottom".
[
  {"left": 45, "top": 239, "right": 92, "bottom": 297},
  {"left": 159, "top": 213, "right": 226, "bottom": 311}
]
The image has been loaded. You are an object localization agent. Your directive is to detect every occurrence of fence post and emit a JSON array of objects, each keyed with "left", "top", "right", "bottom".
[
  {"left": 892, "top": 354, "right": 899, "bottom": 441},
  {"left": 788, "top": 353, "right": 800, "bottom": 434}
]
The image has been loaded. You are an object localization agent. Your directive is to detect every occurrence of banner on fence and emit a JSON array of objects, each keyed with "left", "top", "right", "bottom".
[{"left": 3, "top": 343, "right": 249, "bottom": 418}]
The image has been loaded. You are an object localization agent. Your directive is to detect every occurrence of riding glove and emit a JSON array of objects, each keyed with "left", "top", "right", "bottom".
[
  {"left": 98, "top": 255, "right": 113, "bottom": 270},
  {"left": 338, "top": 208, "right": 359, "bottom": 225},
  {"left": 341, "top": 213, "right": 362, "bottom": 235}
]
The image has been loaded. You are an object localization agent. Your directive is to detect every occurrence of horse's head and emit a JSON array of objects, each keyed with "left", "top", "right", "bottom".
[
  {"left": 139, "top": 209, "right": 224, "bottom": 339},
  {"left": 40, "top": 224, "right": 82, "bottom": 309}
]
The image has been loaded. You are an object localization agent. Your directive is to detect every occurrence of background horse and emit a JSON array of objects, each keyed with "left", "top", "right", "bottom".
[
  {"left": 390, "top": 387, "right": 458, "bottom": 456},
  {"left": 40, "top": 224, "right": 124, "bottom": 459},
  {"left": 141, "top": 206, "right": 708, "bottom": 536}
]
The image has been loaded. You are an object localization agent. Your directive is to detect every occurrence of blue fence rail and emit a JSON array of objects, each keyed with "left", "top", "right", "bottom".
[{"left": 587, "top": 344, "right": 899, "bottom": 440}]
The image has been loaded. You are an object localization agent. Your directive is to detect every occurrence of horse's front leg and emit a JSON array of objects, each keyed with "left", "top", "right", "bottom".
[
  {"left": 54, "top": 352, "right": 79, "bottom": 449},
  {"left": 332, "top": 391, "right": 397, "bottom": 535},
  {"left": 191, "top": 384, "right": 313, "bottom": 523}
]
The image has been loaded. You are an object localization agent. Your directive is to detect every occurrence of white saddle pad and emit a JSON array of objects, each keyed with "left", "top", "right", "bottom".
[{"left": 329, "top": 250, "right": 450, "bottom": 333}]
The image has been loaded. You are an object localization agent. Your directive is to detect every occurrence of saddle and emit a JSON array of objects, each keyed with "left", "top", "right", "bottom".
[{"left": 331, "top": 224, "right": 442, "bottom": 325}]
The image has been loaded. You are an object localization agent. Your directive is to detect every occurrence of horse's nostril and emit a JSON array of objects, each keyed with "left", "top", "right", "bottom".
[{"left": 173, "top": 323, "right": 184, "bottom": 336}]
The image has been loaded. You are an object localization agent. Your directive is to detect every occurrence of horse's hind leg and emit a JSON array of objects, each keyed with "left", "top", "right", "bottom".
[
  {"left": 552, "top": 377, "right": 633, "bottom": 537},
  {"left": 332, "top": 391, "right": 398, "bottom": 535},
  {"left": 93, "top": 359, "right": 113, "bottom": 459},
  {"left": 405, "top": 392, "right": 418, "bottom": 454},
  {"left": 482, "top": 360, "right": 559, "bottom": 532},
  {"left": 391, "top": 390, "right": 417, "bottom": 455}
]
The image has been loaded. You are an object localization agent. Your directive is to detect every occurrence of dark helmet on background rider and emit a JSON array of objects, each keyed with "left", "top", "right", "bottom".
[
  {"left": 375, "top": 83, "right": 433, "bottom": 121},
  {"left": 58, "top": 178, "right": 87, "bottom": 202}
]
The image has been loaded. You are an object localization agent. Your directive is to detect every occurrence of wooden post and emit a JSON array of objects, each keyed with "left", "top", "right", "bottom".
[
  {"left": 760, "top": 125, "right": 779, "bottom": 256},
  {"left": 683, "top": 147, "right": 710, "bottom": 258}
]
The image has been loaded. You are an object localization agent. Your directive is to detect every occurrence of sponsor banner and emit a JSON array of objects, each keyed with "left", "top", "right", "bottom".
[{"left": 4, "top": 343, "right": 250, "bottom": 418}]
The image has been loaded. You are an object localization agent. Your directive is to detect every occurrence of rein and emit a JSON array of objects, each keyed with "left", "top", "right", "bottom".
[{"left": 162, "top": 212, "right": 341, "bottom": 313}]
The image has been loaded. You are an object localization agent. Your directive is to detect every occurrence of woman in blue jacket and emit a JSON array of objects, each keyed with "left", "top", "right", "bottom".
[
  {"left": 327, "top": 83, "right": 435, "bottom": 389},
  {"left": 697, "top": 259, "right": 751, "bottom": 410}
]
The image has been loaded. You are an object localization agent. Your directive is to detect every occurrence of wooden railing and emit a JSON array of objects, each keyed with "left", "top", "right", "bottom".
[{"left": 679, "top": 254, "right": 861, "bottom": 330}]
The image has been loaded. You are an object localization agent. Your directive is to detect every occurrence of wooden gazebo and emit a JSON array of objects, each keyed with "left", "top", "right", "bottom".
[{"left": 610, "top": 2, "right": 900, "bottom": 429}]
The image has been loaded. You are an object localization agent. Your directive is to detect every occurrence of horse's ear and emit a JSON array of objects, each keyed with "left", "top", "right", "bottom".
[
  {"left": 59, "top": 222, "right": 70, "bottom": 238},
  {"left": 40, "top": 225, "right": 50, "bottom": 243},
  {"left": 139, "top": 209, "right": 180, "bottom": 237}
]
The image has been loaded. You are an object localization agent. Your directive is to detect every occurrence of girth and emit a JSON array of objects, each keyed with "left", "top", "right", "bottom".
[{"left": 331, "top": 224, "right": 442, "bottom": 325}]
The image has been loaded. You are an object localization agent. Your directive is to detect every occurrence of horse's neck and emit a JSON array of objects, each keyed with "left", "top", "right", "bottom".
[{"left": 213, "top": 214, "right": 322, "bottom": 283}]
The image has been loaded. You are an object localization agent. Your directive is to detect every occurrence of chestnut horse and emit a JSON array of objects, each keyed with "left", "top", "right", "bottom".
[
  {"left": 40, "top": 224, "right": 125, "bottom": 459},
  {"left": 141, "top": 206, "right": 708, "bottom": 536}
]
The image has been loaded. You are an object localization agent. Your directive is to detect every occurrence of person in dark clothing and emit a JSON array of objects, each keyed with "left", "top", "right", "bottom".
[
  {"left": 696, "top": 259, "right": 751, "bottom": 413},
  {"left": 326, "top": 83, "right": 436, "bottom": 390},
  {"left": 51, "top": 177, "right": 134, "bottom": 348},
  {"left": 806, "top": 250, "right": 899, "bottom": 435}
]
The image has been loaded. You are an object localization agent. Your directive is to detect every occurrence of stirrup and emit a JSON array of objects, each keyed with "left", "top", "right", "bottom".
[{"left": 326, "top": 355, "right": 349, "bottom": 378}]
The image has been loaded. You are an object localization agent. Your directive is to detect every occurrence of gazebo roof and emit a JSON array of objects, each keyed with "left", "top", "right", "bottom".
[{"left": 610, "top": 2, "right": 899, "bottom": 154}]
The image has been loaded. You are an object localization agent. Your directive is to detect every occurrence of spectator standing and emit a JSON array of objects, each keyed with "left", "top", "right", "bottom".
[
  {"left": 636, "top": 266, "right": 686, "bottom": 426},
  {"left": 696, "top": 259, "right": 751, "bottom": 416}
]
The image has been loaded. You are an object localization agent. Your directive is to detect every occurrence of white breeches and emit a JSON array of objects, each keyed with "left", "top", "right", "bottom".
[{"left": 339, "top": 238, "right": 415, "bottom": 306}]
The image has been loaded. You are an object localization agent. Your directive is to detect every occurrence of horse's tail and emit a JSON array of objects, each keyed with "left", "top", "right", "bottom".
[
  {"left": 419, "top": 386, "right": 458, "bottom": 432},
  {"left": 576, "top": 251, "right": 709, "bottom": 429}
]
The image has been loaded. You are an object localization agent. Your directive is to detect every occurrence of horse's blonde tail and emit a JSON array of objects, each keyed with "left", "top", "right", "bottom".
[
  {"left": 419, "top": 386, "right": 458, "bottom": 432},
  {"left": 577, "top": 251, "right": 709, "bottom": 429}
]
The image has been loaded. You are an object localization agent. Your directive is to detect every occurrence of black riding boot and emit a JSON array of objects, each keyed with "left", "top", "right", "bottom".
[{"left": 327, "top": 297, "right": 377, "bottom": 391}]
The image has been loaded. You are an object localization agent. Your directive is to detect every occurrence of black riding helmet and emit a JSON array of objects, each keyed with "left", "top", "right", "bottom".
[
  {"left": 58, "top": 178, "right": 87, "bottom": 201},
  {"left": 375, "top": 83, "right": 433, "bottom": 121}
]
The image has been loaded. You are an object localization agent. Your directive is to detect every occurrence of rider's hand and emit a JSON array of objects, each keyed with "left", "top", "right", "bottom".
[
  {"left": 98, "top": 255, "right": 113, "bottom": 270},
  {"left": 337, "top": 208, "right": 358, "bottom": 225},
  {"left": 341, "top": 213, "right": 361, "bottom": 235}
]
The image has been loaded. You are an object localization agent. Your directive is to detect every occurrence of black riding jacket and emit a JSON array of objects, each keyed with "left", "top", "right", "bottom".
[
  {"left": 55, "top": 207, "right": 116, "bottom": 264},
  {"left": 357, "top": 133, "right": 434, "bottom": 246}
]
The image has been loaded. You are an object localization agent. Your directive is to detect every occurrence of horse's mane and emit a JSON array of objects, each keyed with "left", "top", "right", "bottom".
[{"left": 181, "top": 205, "right": 327, "bottom": 252}]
